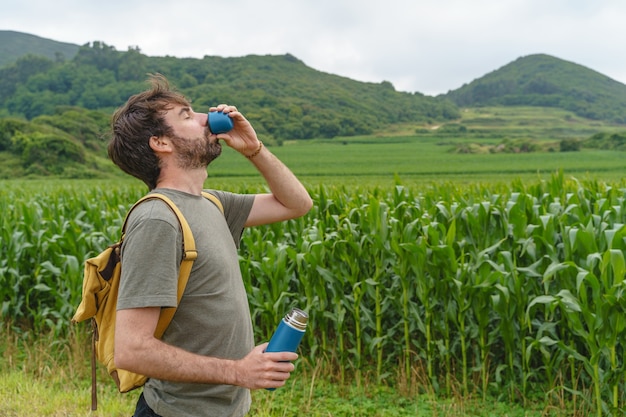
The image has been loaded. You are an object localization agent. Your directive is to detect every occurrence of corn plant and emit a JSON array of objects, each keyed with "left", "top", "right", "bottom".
[{"left": 4, "top": 173, "right": 626, "bottom": 415}]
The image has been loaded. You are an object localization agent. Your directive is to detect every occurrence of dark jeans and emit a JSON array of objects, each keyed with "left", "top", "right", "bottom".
[{"left": 133, "top": 393, "right": 162, "bottom": 417}]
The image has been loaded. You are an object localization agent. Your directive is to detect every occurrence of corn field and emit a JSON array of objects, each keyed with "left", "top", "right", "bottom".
[{"left": 2, "top": 173, "right": 626, "bottom": 415}]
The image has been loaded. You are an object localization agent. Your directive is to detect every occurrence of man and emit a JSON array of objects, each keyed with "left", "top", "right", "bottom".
[{"left": 108, "top": 74, "right": 313, "bottom": 416}]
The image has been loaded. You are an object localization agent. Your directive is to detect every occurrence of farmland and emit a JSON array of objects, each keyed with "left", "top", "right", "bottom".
[
  {"left": 2, "top": 106, "right": 626, "bottom": 416},
  {"left": 205, "top": 105, "right": 626, "bottom": 186}
]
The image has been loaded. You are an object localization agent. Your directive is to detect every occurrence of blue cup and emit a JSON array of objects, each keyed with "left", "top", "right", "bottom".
[{"left": 207, "top": 111, "right": 234, "bottom": 134}]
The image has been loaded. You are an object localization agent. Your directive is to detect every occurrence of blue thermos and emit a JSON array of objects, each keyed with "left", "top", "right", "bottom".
[
  {"left": 266, "top": 308, "right": 308, "bottom": 354},
  {"left": 265, "top": 308, "right": 308, "bottom": 390}
]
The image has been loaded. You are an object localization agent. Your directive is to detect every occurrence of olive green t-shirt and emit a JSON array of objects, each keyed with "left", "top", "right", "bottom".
[{"left": 117, "top": 188, "right": 255, "bottom": 417}]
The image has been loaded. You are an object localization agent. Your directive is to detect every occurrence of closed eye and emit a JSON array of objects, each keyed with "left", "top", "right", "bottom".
[{"left": 178, "top": 106, "right": 193, "bottom": 119}]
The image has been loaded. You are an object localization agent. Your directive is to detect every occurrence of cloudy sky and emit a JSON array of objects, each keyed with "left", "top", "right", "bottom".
[{"left": 2, "top": 0, "right": 625, "bottom": 96}]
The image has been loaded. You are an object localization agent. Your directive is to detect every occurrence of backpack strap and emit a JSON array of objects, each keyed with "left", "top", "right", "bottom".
[
  {"left": 202, "top": 191, "right": 224, "bottom": 215},
  {"left": 121, "top": 193, "right": 196, "bottom": 338},
  {"left": 156, "top": 192, "right": 224, "bottom": 336}
]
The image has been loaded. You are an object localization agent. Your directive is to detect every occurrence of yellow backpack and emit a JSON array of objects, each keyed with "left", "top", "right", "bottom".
[{"left": 72, "top": 192, "right": 223, "bottom": 410}]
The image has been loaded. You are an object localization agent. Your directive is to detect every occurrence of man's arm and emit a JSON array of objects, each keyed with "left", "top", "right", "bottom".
[
  {"left": 212, "top": 105, "right": 313, "bottom": 226},
  {"left": 115, "top": 307, "right": 297, "bottom": 389},
  {"left": 245, "top": 144, "right": 313, "bottom": 227}
]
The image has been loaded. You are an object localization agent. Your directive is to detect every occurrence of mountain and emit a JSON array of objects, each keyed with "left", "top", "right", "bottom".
[
  {"left": 444, "top": 54, "right": 626, "bottom": 124},
  {"left": 0, "top": 34, "right": 459, "bottom": 140},
  {"left": 0, "top": 30, "right": 79, "bottom": 67}
]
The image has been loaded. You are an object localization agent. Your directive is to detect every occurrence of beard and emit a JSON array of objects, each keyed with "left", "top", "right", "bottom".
[{"left": 171, "top": 131, "right": 222, "bottom": 169}]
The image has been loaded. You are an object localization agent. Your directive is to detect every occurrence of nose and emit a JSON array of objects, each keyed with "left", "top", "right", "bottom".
[{"left": 195, "top": 111, "right": 208, "bottom": 126}]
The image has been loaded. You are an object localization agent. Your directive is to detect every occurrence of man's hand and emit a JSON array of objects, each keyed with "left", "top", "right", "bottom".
[
  {"left": 209, "top": 104, "right": 260, "bottom": 156},
  {"left": 232, "top": 343, "right": 298, "bottom": 390}
]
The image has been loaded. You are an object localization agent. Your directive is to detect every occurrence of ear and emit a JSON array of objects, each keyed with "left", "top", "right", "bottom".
[{"left": 149, "top": 136, "right": 173, "bottom": 154}]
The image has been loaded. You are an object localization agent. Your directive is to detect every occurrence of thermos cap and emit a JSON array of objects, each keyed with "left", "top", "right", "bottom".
[
  {"left": 284, "top": 308, "right": 308, "bottom": 331},
  {"left": 207, "top": 111, "right": 234, "bottom": 134}
]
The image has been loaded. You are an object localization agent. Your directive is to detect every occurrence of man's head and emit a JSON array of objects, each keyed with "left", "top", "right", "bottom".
[{"left": 108, "top": 74, "right": 213, "bottom": 189}]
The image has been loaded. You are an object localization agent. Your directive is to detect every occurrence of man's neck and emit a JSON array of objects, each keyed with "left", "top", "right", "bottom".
[{"left": 155, "top": 166, "right": 208, "bottom": 195}]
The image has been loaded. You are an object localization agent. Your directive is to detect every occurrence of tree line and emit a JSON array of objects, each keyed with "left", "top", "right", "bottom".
[{"left": 0, "top": 42, "right": 459, "bottom": 139}]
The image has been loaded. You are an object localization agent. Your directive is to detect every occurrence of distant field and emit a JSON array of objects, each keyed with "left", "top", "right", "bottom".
[
  {"left": 207, "top": 138, "right": 626, "bottom": 189},
  {"left": 200, "top": 106, "right": 626, "bottom": 188},
  {"left": 454, "top": 106, "right": 613, "bottom": 137},
  {"left": 0, "top": 105, "right": 623, "bottom": 187}
]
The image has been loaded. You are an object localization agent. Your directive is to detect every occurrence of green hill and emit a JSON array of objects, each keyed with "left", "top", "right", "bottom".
[
  {"left": 444, "top": 54, "right": 626, "bottom": 124},
  {"left": 0, "top": 36, "right": 459, "bottom": 139},
  {"left": 0, "top": 30, "right": 79, "bottom": 67},
  {"left": 0, "top": 33, "right": 460, "bottom": 178}
]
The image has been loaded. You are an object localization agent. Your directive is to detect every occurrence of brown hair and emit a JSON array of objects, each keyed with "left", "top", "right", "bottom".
[{"left": 108, "top": 74, "right": 190, "bottom": 189}]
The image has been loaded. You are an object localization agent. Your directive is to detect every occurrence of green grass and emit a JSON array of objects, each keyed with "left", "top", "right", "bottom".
[
  {"left": 0, "top": 372, "right": 552, "bottom": 417},
  {"left": 0, "top": 372, "right": 133, "bottom": 416},
  {"left": 0, "top": 330, "right": 555, "bottom": 417}
]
